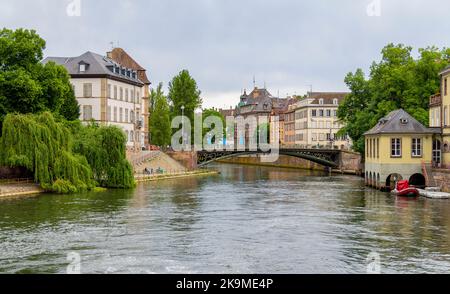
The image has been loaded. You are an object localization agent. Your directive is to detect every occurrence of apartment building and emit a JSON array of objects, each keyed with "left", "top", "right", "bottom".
[
  {"left": 43, "top": 49, "right": 150, "bottom": 150},
  {"left": 294, "top": 92, "right": 351, "bottom": 149}
]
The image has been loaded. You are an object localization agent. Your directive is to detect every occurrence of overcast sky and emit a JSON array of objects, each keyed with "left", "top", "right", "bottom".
[{"left": 1, "top": 0, "right": 450, "bottom": 109}]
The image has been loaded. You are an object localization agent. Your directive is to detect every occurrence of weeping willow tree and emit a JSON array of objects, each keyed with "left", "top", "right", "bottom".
[
  {"left": 73, "top": 123, "right": 135, "bottom": 189},
  {"left": 0, "top": 112, "right": 96, "bottom": 193}
]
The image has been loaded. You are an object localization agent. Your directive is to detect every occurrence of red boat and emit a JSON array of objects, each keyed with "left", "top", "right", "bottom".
[{"left": 391, "top": 180, "right": 419, "bottom": 197}]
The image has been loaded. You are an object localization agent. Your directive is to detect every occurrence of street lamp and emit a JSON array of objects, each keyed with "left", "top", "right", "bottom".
[{"left": 181, "top": 105, "right": 185, "bottom": 149}]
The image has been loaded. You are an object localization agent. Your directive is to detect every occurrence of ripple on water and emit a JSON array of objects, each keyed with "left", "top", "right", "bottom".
[{"left": 1, "top": 164, "right": 450, "bottom": 273}]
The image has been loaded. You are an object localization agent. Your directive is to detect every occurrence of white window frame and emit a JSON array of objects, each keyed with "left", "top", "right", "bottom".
[{"left": 391, "top": 138, "right": 402, "bottom": 158}]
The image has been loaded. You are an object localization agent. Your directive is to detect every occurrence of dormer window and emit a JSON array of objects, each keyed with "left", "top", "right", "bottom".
[
  {"left": 400, "top": 118, "right": 409, "bottom": 124},
  {"left": 319, "top": 99, "right": 324, "bottom": 105},
  {"left": 333, "top": 98, "right": 338, "bottom": 105},
  {"left": 78, "top": 61, "right": 89, "bottom": 72}
]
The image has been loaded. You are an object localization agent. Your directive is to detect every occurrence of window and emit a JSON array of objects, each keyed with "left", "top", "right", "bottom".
[
  {"left": 136, "top": 91, "right": 140, "bottom": 104},
  {"left": 319, "top": 99, "right": 324, "bottom": 105},
  {"left": 83, "top": 83, "right": 92, "bottom": 98},
  {"left": 333, "top": 110, "right": 337, "bottom": 117},
  {"left": 79, "top": 64, "right": 86, "bottom": 72},
  {"left": 125, "top": 89, "right": 129, "bottom": 102},
  {"left": 377, "top": 138, "right": 379, "bottom": 158},
  {"left": 366, "top": 139, "right": 369, "bottom": 158},
  {"left": 326, "top": 110, "right": 331, "bottom": 117},
  {"left": 120, "top": 88, "right": 123, "bottom": 101},
  {"left": 445, "top": 78, "right": 448, "bottom": 96},
  {"left": 107, "top": 106, "right": 111, "bottom": 121},
  {"left": 412, "top": 138, "right": 422, "bottom": 157},
  {"left": 312, "top": 133, "right": 317, "bottom": 141},
  {"left": 125, "top": 109, "right": 129, "bottom": 122},
  {"left": 391, "top": 138, "right": 402, "bottom": 157},
  {"left": 333, "top": 99, "right": 338, "bottom": 105},
  {"left": 114, "top": 86, "right": 118, "bottom": 99},
  {"left": 319, "top": 109, "right": 324, "bottom": 117},
  {"left": 119, "top": 108, "right": 123, "bottom": 123},
  {"left": 445, "top": 106, "right": 448, "bottom": 127},
  {"left": 319, "top": 133, "right": 326, "bottom": 141},
  {"left": 131, "top": 90, "right": 135, "bottom": 103},
  {"left": 107, "top": 84, "right": 111, "bottom": 98},
  {"left": 312, "top": 110, "right": 317, "bottom": 117},
  {"left": 114, "top": 107, "right": 117, "bottom": 122},
  {"left": 83, "top": 105, "right": 92, "bottom": 121}
]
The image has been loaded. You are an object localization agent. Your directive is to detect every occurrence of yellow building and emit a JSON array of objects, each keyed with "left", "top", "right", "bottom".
[
  {"left": 364, "top": 109, "right": 439, "bottom": 190},
  {"left": 434, "top": 67, "right": 450, "bottom": 168}
]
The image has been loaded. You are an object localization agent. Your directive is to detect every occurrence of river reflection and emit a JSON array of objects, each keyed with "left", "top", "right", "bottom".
[{"left": 0, "top": 164, "right": 450, "bottom": 273}]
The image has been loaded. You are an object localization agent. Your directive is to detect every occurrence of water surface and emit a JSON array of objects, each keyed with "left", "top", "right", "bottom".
[{"left": 1, "top": 164, "right": 450, "bottom": 274}]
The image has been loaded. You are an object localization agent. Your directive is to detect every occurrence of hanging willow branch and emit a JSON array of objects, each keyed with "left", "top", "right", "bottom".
[{"left": 0, "top": 112, "right": 96, "bottom": 193}]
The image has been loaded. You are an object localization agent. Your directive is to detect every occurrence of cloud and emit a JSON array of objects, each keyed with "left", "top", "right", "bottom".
[{"left": 1, "top": 0, "right": 449, "bottom": 108}]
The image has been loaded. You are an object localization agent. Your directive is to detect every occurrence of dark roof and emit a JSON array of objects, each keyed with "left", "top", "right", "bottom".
[
  {"left": 42, "top": 51, "right": 144, "bottom": 86},
  {"left": 108, "top": 48, "right": 151, "bottom": 85},
  {"left": 237, "top": 87, "right": 293, "bottom": 115},
  {"left": 364, "top": 109, "right": 440, "bottom": 135}
]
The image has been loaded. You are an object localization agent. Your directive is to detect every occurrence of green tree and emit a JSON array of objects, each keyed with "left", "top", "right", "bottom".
[
  {"left": 150, "top": 83, "right": 171, "bottom": 147},
  {"left": 201, "top": 108, "right": 225, "bottom": 143},
  {"left": 0, "top": 28, "right": 80, "bottom": 128},
  {"left": 168, "top": 70, "right": 202, "bottom": 136},
  {"left": 0, "top": 112, "right": 95, "bottom": 193},
  {"left": 338, "top": 44, "right": 450, "bottom": 154},
  {"left": 72, "top": 123, "right": 135, "bottom": 189}
]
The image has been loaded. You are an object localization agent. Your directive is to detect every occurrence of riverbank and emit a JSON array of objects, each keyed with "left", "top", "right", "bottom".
[
  {"left": 135, "top": 169, "right": 219, "bottom": 183},
  {"left": 0, "top": 183, "right": 44, "bottom": 199}
]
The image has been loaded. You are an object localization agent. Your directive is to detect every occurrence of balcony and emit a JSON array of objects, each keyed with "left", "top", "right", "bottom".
[{"left": 430, "top": 94, "right": 441, "bottom": 107}]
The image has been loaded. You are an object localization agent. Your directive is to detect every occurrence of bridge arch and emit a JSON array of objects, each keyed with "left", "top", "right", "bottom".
[{"left": 196, "top": 149, "right": 341, "bottom": 169}]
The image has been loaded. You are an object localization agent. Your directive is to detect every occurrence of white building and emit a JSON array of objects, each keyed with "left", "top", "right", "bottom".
[
  {"left": 293, "top": 92, "right": 352, "bottom": 149},
  {"left": 43, "top": 50, "right": 150, "bottom": 150}
]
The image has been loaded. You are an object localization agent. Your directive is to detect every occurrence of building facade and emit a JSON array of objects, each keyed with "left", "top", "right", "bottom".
[
  {"left": 235, "top": 87, "right": 292, "bottom": 147},
  {"left": 293, "top": 92, "right": 351, "bottom": 149},
  {"left": 364, "top": 109, "right": 438, "bottom": 190},
  {"left": 43, "top": 49, "right": 150, "bottom": 151},
  {"left": 434, "top": 66, "right": 450, "bottom": 168}
]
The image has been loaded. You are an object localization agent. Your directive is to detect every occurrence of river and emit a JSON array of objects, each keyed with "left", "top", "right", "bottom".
[{"left": 1, "top": 164, "right": 450, "bottom": 274}]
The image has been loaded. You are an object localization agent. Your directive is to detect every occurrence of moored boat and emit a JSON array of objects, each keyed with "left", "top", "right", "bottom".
[{"left": 391, "top": 180, "right": 419, "bottom": 198}]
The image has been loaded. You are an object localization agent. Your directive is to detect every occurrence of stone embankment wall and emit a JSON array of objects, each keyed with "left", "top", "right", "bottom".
[
  {"left": 432, "top": 169, "right": 450, "bottom": 192},
  {"left": 166, "top": 151, "right": 198, "bottom": 170},
  {"left": 219, "top": 155, "right": 328, "bottom": 171},
  {"left": 340, "top": 151, "right": 363, "bottom": 175}
]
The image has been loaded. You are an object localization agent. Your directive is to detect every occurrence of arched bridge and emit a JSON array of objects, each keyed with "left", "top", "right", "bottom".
[{"left": 197, "top": 148, "right": 343, "bottom": 168}]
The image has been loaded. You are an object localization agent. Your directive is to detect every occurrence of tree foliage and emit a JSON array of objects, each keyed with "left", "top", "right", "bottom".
[
  {"left": 72, "top": 123, "right": 135, "bottom": 189},
  {"left": 201, "top": 108, "right": 225, "bottom": 142},
  {"left": 0, "top": 112, "right": 95, "bottom": 193},
  {"left": 149, "top": 83, "right": 171, "bottom": 147},
  {"left": 0, "top": 28, "right": 80, "bottom": 129},
  {"left": 168, "top": 69, "right": 202, "bottom": 124},
  {"left": 338, "top": 44, "right": 450, "bottom": 154}
]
